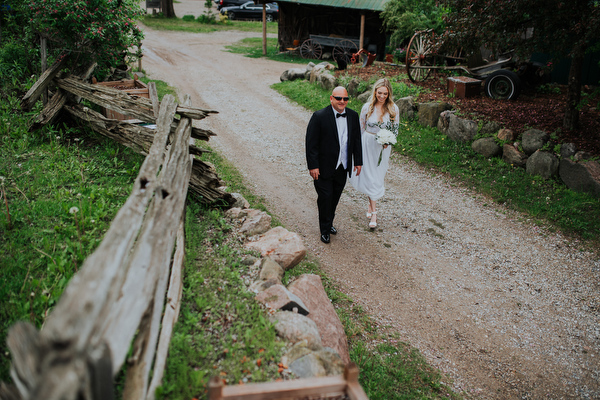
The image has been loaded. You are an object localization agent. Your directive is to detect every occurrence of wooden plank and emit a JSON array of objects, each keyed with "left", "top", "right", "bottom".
[
  {"left": 146, "top": 217, "right": 186, "bottom": 400},
  {"left": 218, "top": 376, "right": 347, "bottom": 400},
  {"left": 41, "top": 95, "right": 178, "bottom": 362},
  {"left": 21, "top": 51, "right": 69, "bottom": 110},
  {"left": 29, "top": 89, "right": 68, "bottom": 131},
  {"left": 148, "top": 81, "right": 160, "bottom": 118},
  {"left": 89, "top": 95, "right": 183, "bottom": 374},
  {"left": 122, "top": 96, "right": 193, "bottom": 400}
]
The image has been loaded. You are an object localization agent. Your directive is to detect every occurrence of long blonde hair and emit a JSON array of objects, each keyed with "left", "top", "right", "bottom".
[{"left": 366, "top": 78, "right": 396, "bottom": 122}]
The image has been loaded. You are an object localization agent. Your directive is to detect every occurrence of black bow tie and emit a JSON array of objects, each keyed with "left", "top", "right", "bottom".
[{"left": 336, "top": 113, "right": 347, "bottom": 118}]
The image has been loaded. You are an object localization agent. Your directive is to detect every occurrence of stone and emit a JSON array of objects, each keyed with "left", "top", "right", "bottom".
[
  {"left": 248, "top": 278, "right": 279, "bottom": 294},
  {"left": 418, "top": 102, "right": 453, "bottom": 128},
  {"left": 255, "top": 284, "right": 309, "bottom": 315},
  {"left": 395, "top": 96, "right": 416, "bottom": 120},
  {"left": 309, "top": 62, "right": 335, "bottom": 85},
  {"left": 270, "top": 311, "right": 322, "bottom": 350},
  {"left": 239, "top": 209, "right": 272, "bottom": 236},
  {"left": 437, "top": 111, "right": 478, "bottom": 143},
  {"left": 521, "top": 129, "right": 549, "bottom": 155},
  {"left": 559, "top": 159, "right": 600, "bottom": 199},
  {"left": 230, "top": 192, "right": 249, "bottom": 209},
  {"left": 472, "top": 137, "right": 502, "bottom": 158},
  {"left": 526, "top": 150, "right": 559, "bottom": 179},
  {"left": 347, "top": 78, "right": 361, "bottom": 97},
  {"left": 288, "top": 274, "right": 350, "bottom": 364},
  {"left": 560, "top": 143, "right": 577, "bottom": 159},
  {"left": 224, "top": 207, "right": 243, "bottom": 219},
  {"left": 281, "top": 340, "right": 314, "bottom": 366},
  {"left": 574, "top": 151, "right": 593, "bottom": 162},
  {"left": 480, "top": 121, "right": 501, "bottom": 135},
  {"left": 502, "top": 144, "right": 528, "bottom": 168},
  {"left": 240, "top": 255, "right": 259, "bottom": 266},
  {"left": 497, "top": 128, "right": 515, "bottom": 142},
  {"left": 357, "top": 90, "right": 371, "bottom": 103},
  {"left": 288, "top": 349, "right": 345, "bottom": 378},
  {"left": 317, "top": 72, "right": 337, "bottom": 91},
  {"left": 280, "top": 68, "right": 308, "bottom": 82},
  {"left": 288, "top": 352, "right": 326, "bottom": 378},
  {"left": 244, "top": 226, "right": 307, "bottom": 270},
  {"left": 258, "top": 257, "right": 284, "bottom": 282}
]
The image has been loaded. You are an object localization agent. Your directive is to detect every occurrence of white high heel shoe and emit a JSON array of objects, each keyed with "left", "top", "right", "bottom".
[{"left": 369, "top": 211, "right": 377, "bottom": 229}]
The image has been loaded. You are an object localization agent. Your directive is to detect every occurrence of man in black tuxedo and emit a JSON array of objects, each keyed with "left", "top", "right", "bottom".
[{"left": 306, "top": 86, "right": 363, "bottom": 244}]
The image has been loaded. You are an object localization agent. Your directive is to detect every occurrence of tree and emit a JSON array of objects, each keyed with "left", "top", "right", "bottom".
[
  {"left": 381, "top": 0, "right": 447, "bottom": 55},
  {"left": 440, "top": 0, "right": 600, "bottom": 130},
  {"left": 161, "top": 0, "right": 176, "bottom": 18}
]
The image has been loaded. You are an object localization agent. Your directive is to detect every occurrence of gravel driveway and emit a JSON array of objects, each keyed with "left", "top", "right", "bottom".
[{"left": 139, "top": 4, "right": 599, "bottom": 398}]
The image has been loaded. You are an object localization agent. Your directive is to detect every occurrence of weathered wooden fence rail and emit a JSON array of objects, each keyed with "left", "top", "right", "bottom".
[
  {"left": 1, "top": 63, "right": 231, "bottom": 399},
  {"left": 2, "top": 93, "right": 189, "bottom": 399}
]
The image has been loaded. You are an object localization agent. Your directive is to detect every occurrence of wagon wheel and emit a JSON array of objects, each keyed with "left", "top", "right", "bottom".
[
  {"left": 299, "top": 39, "right": 323, "bottom": 60},
  {"left": 333, "top": 39, "right": 359, "bottom": 65},
  {"left": 405, "top": 30, "right": 437, "bottom": 82}
]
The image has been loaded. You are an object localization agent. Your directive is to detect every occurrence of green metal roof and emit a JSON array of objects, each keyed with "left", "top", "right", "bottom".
[{"left": 277, "top": 0, "right": 389, "bottom": 11}]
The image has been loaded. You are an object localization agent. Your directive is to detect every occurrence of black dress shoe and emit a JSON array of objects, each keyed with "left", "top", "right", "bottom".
[
  {"left": 330, "top": 227, "right": 337, "bottom": 235},
  {"left": 320, "top": 233, "right": 330, "bottom": 243}
]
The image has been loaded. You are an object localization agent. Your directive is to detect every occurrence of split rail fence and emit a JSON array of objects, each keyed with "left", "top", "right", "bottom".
[{"left": 1, "top": 54, "right": 369, "bottom": 400}]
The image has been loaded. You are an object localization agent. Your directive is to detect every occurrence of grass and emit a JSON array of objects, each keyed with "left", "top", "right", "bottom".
[
  {"left": 141, "top": 13, "right": 278, "bottom": 34},
  {"left": 155, "top": 204, "right": 287, "bottom": 398},
  {"left": 224, "top": 37, "right": 307, "bottom": 63}
]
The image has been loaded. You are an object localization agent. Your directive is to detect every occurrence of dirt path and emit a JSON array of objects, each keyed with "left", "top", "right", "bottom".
[{"left": 139, "top": 5, "right": 599, "bottom": 398}]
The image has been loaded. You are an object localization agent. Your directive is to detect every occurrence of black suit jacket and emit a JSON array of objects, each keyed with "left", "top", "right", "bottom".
[{"left": 306, "top": 105, "right": 362, "bottom": 179}]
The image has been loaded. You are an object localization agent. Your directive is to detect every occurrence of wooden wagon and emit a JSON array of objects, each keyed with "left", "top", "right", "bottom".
[
  {"left": 405, "top": 29, "right": 523, "bottom": 100},
  {"left": 299, "top": 34, "right": 362, "bottom": 65}
]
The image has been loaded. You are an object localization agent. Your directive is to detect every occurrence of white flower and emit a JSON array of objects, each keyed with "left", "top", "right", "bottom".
[
  {"left": 375, "top": 129, "right": 397, "bottom": 146},
  {"left": 69, "top": 207, "right": 79, "bottom": 214}
]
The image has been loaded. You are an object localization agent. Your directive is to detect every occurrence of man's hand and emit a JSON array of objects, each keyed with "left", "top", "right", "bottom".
[
  {"left": 354, "top": 165, "right": 362, "bottom": 176},
  {"left": 309, "top": 168, "right": 320, "bottom": 180}
]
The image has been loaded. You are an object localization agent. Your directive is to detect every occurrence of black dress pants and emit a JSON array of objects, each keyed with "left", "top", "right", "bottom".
[{"left": 314, "top": 165, "right": 347, "bottom": 235}]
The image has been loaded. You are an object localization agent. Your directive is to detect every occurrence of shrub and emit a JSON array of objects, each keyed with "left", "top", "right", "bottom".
[{"left": 27, "top": 0, "right": 145, "bottom": 79}]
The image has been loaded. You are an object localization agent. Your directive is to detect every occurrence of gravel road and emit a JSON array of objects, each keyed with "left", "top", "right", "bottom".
[{"left": 139, "top": 3, "right": 599, "bottom": 398}]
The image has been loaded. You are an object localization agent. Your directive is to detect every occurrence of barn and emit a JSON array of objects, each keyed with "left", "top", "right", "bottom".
[{"left": 275, "top": 0, "right": 391, "bottom": 63}]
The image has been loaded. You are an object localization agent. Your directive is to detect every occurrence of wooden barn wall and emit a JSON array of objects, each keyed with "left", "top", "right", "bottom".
[{"left": 278, "top": 3, "right": 387, "bottom": 60}]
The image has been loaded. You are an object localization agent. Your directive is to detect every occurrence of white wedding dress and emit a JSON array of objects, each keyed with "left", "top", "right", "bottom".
[{"left": 349, "top": 102, "right": 400, "bottom": 200}]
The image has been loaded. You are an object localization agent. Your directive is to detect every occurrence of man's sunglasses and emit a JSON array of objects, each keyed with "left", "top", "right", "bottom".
[{"left": 332, "top": 96, "right": 349, "bottom": 101}]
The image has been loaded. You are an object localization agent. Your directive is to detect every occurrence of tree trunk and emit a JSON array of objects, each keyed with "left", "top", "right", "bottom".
[
  {"left": 563, "top": 47, "right": 584, "bottom": 130},
  {"left": 161, "top": 0, "right": 176, "bottom": 18}
]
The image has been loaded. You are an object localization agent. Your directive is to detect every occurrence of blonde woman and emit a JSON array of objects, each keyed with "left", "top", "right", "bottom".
[{"left": 349, "top": 78, "right": 399, "bottom": 229}]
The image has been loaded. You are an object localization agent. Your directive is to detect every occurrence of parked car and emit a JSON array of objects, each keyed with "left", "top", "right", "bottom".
[
  {"left": 216, "top": 0, "right": 247, "bottom": 11},
  {"left": 220, "top": 1, "right": 279, "bottom": 22}
]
